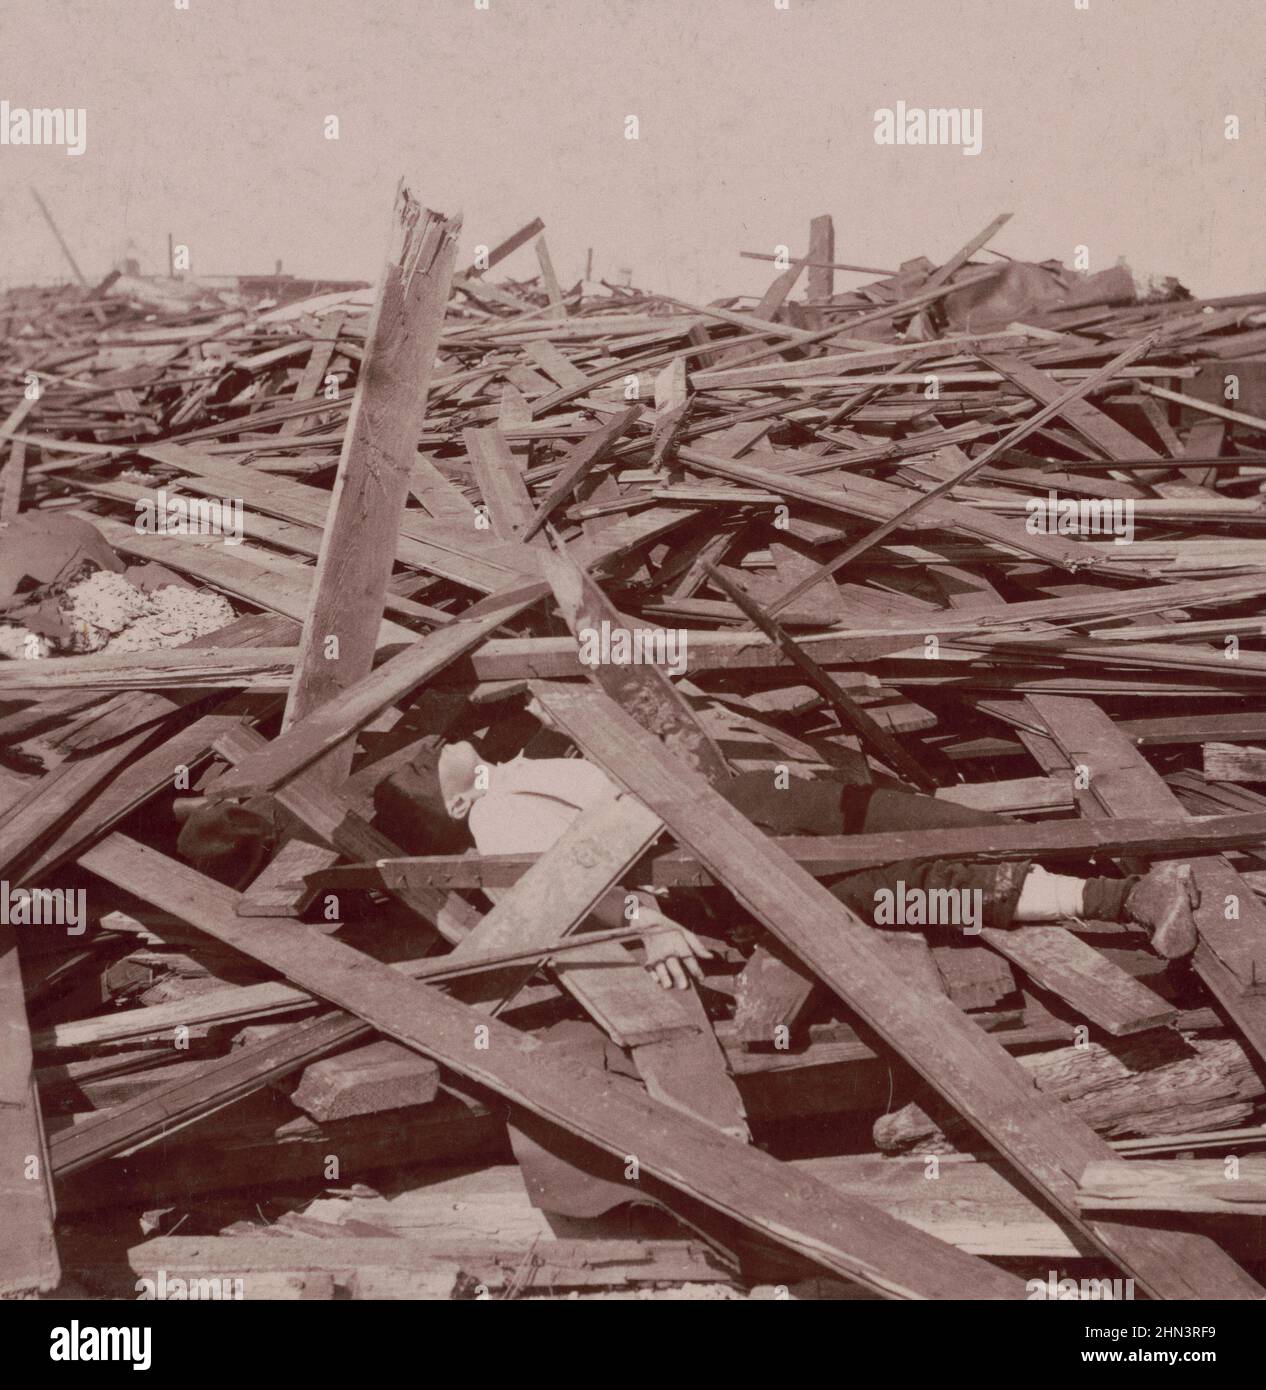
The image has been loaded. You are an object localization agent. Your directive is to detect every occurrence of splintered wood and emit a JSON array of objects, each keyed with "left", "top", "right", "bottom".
[{"left": 7, "top": 200, "right": 1266, "bottom": 1300}]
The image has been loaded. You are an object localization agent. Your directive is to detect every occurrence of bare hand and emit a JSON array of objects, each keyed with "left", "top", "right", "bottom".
[{"left": 643, "top": 920, "right": 713, "bottom": 990}]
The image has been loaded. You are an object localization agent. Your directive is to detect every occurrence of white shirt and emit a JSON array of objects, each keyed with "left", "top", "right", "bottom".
[{"left": 467, "top": 755, "right": 621, "bottom": 857}]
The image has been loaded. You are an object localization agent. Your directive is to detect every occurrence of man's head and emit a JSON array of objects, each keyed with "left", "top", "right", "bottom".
[{"left": 373, "top": 740, "right": 484, "bottom": 855}]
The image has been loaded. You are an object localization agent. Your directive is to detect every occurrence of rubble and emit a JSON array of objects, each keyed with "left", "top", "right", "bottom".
[{"left": 7, "top": 193, "right": 1266, "bottom": 1300}]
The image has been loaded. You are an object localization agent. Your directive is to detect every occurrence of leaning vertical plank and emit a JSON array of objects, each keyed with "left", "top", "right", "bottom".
[
  {"left": 285, "top": 186, "right": 459, "bottom": 782},
  {"left": 806, "top": 214, "right": 835, "bottom": 302},
  {"left": 0, "top": 921, "right": 59, "bottom": 1294},
  {"left": 78, "top": 834, "right": 1022, "bottom": 1300},
  {"left": 0, "top": 705, "right": 58, "bottom": 1294},
  {"left": 1, "top": 441, "right": 26, "bottom": 522},
  {"left": 0, "top": 397, "right": 35, "bottom": 521},
  {"left": 531, "top": 682, "right": 1262, "bottom": 1301},
  {"left": 534, "top": 235, "right": 565, "bottom": 318}
]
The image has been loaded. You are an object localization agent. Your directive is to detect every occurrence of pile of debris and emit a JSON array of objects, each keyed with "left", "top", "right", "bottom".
[{"left": 8, "top": 192, "right": 1266, "bottom": 1300}]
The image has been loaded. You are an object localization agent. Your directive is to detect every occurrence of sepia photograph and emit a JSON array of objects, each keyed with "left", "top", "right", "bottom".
[{"left": 1, "top": 0, "right": 1264, "bottom": 1357}]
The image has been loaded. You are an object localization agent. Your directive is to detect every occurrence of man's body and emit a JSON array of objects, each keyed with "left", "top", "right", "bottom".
[
  {"left": 179, "top": 731, "right": 1202, "bottom": 985},
  {"left": 407, "top": 739, "right": 1201, "bottom": 987}
]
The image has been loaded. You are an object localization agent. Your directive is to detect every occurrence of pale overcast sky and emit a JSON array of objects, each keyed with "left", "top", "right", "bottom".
[{"left": 0, "top": 0, "right": 1262, "bottom": 299}]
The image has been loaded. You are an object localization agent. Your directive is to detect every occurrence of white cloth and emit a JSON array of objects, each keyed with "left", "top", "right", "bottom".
[{"left": 1015, "top": 865, "right": 1086, "bottom": 922}]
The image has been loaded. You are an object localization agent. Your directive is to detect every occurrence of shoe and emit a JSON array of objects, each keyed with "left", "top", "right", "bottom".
[{"left": 1125, "top": 862, "right": 1200, "bottom": 960}]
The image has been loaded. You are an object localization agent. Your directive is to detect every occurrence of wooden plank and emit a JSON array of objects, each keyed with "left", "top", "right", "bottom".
[
  {"left": 979, "top": 926, "right": 1177, "bottom": 1036},
  {"left": 925, "top": 213, "right": 1013, "bottom": 290},
  {"left": 806, "top": 214, "right": 835, "bottom": 302},
  {"left": 521, "top": 405, "right": 640, "bottom": 539},
  {"left": 0, "top": 918, "right": 60, "bottom": 1295},
  {"left": 1, "top": 439, "right": 26, "bottom": 522},
  {"left": 409, "top": 456, "right": 477, "bottom": 523},
  {"left": 984, "top": 353, "right": 1161, "bottom": 462},
  {"left": 530, "top": 681, "right": 1262, "bottom": 1300},
  {"left": 705, "top": 561, "right": 936, "bottom": 791},
  {"left": 543, "top": 549, "right": 731, "bottom": 782},
  {"left": 278, "top": 311, "right": 345, "bottom": 436},
  {"left": 363, "top": 807, "right": 1266, "bottom": 891},
  {"left": 464, "top": 426, "right": 537, "bottom": 541},
  {"left": 533, "top": 235, "right": 565, "bottom": 318},
  {"left": 76, "top": 834, "right": 1022, "bottom": 1300},
  {"left": 929, "top": 942, "right": 1015, "bottom": 1011},
  {"left": 285, "top": 189, "right": 459, "bottom": 784},
  {"left": 1027, "top": 694, "right": 1266, "bottom": 993},
  {"left": 1076, "top": 1159, "right": 1266, "bottom": 1215},
  {"left": 459, "top": 217, "right": 545, "bottom": 280}
]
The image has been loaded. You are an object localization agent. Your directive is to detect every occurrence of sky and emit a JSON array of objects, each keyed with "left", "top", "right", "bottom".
[{"left": 0, "top": 0, "right": 1262, "bottom": 301}]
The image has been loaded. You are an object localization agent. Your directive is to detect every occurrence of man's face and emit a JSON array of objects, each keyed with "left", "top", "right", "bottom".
[{"left": 438, "top": 740, "right": 483, "bottom": 820}]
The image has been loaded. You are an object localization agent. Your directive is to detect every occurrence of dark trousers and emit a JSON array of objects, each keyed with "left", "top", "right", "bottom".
[{"left": 828, "top": 787, "right": 1028, "bottom": 928}]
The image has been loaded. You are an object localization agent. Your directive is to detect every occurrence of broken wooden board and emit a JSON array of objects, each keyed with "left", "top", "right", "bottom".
[
  {"left": 979, "top": 926, "right": 1177, "bottom": 1036},
  {"left": 285, "top": 191, "right": 459, "bottom": 784}
]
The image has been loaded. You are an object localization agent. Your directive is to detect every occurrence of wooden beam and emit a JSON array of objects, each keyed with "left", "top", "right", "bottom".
[
  {"left": 806, "top": 215, "right": 835, "bottom": 301},
  {"left": 705, "top": 561, "right": 936, "bottom": 791},
  {"left": 0, "top": 919, "right": 59, "bottom": 1294},
  {"left": 979, "top": 927, "right": 1176, "bottom": 1036},
  {"left": 285, "top": 187, "right": 459, "bottom": 782},
  {"left": 530, "top": 681, "right": 1262, "bottom": 1300},
  {"left": 76, "top": 834, "right": 1022, "bottom": 1300},
  {"left": 350, "top": 807, "right": 1266, "bottom": 892}
]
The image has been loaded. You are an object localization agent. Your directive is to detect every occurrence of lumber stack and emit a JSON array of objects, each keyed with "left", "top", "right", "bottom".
[{"left": 8, "top": 196, "right": 1266, "bottom": 1300}]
